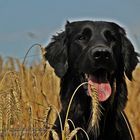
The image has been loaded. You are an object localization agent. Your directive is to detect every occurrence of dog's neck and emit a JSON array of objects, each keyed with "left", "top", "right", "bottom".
[
  {"left": 59, "top": 71, "right": 128, "bottom": 139},
  {"left": 59, "top": 71, "right": 91, "bottom": 123}
]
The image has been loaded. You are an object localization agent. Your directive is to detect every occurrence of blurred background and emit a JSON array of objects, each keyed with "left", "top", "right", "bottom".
[{"left": 0, "top": 0, "right": 140, "bottom": 59}]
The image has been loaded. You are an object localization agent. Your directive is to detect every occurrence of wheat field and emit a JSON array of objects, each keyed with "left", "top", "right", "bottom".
[{"left": 0, "top": 55, "right": 140, "bottom": 140}]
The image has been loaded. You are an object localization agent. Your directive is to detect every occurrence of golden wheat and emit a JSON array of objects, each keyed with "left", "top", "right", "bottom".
[
  {"left": 87, "top": 84, "right": 101, "bottom": 138},
  {"left": 0, "top": 55, "right": 139, "bottom": 140}
]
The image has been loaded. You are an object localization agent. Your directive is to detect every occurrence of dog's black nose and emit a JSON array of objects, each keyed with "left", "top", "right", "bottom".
[{"left": 91, "top": 47, "right": 111, "bottom": 61}]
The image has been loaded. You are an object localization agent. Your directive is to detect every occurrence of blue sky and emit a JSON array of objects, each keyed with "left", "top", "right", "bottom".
[{"left": 0, "top": 0, "right": 140, "bottom": 60}]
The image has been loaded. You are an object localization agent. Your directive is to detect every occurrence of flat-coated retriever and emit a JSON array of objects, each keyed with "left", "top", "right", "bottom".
[{"left": 45, "top": 20, "right": 139, "bottom": 140}]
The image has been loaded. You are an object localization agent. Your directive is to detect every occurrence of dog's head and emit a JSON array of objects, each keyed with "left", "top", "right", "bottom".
[{"left": 45, "top": 20, "right": 139, "bottom": 102}]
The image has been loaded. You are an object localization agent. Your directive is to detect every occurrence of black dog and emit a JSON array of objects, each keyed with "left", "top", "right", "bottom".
[{"left": 45, "top": 20, "right": 139, "bottom": 140}]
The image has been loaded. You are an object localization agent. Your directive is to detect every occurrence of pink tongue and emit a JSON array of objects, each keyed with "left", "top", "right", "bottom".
[{"left": 88, "top": 75, "right": 111, "bottom": 102}]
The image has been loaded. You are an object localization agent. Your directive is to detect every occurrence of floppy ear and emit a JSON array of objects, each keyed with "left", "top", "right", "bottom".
[
  {"left": 110, "top": 22, "right": 138, "bottom": 80},
  {"left": 45, "top": 31, "right": 68, "bottom": 78},
  {"left": 121, "top": 34, "right": 138, "bottom": 80}
]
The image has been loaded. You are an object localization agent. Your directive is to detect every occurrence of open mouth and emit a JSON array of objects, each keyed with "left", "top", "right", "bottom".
[{"left": 84, "top": 69, "right": 112, "bottom": 102}]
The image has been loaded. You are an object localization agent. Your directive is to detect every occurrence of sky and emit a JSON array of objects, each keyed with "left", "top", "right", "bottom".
[{"left": 0, "top": 0, "right": 140, "bottom": 60}]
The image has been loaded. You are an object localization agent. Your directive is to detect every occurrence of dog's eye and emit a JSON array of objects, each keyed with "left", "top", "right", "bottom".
[
  {"left": 104, "top": 30, "right": 116, "bottom": 42},
  {"left": 76, "top": 28, "right": 92, "bottom": 42},
  {"left": 77, "top": 35, "right": 87, "bottom": 41}
]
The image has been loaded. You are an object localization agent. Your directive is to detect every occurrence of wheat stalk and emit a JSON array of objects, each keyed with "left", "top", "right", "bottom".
[
  {"left": 50, "top": 104, "right": 63, "bottom": 133},
  {"left": 67, "top": 119, "right": 77, "bottom": 140},
  {"left": 63, "top": 82, "right": 102, "bottom": 139},
  {"left": 64, "top": 121, "right": 70, "bottom": 137},
  {"left": 43, "top": 104, "right": 63, "bottom": 140},
  {"left": 44, "top": 106, "right": 52, "bottom": 129},
  {"left": 87, "top": 84, "right": 102, "bottom": 138},
  {"left": 64, "top": 82, "right": 88, "bottom": 133},
  {"left": 51, "top": 129, "right": 59, "bottom": 140},
  {"left": 22, "top": 43, "right": 42, "bottom": 65},
  {"left": 28, "top": 104, "right": 34, "bottom": 140},
  {"left": 5, "top": 90, "right": 14, "bottom": 126},
  {"left": 40, "top": 46, "right": 47, "bottom": 72},
  {"left": 63, "top": 82, "right": 88, "bottom": 140},
  {"left": 67, "top": 119, "right": 76, "bottom": 130},
  {"left": 66, "top": 127, "right": 89, "bottom": 140}
]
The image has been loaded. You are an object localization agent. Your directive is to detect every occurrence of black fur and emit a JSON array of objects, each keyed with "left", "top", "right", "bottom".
[{"left": 45, "top": 20, "right": 139, "bottom": 140}]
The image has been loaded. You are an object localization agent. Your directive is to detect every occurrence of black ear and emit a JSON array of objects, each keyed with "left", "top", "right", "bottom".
[
  {"left": 45, "top": 31, "right": 68, "bottom": 78},
  {"left": 111, "top": 22, "right": 139, "bottom": 80},
  {"left": 121, "top": 33, "right": 139, "bottom": 80}
]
